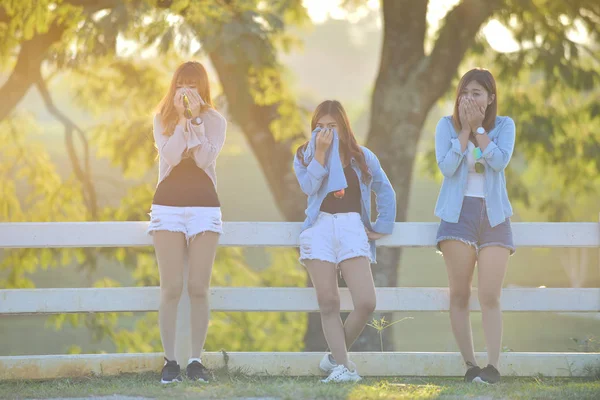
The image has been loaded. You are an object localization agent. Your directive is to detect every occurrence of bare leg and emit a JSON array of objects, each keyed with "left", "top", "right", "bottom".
[
  {"left": 153, "top": 231, "right": 187, "bottom": 361},
  {"left": 440, "top": 240, "right": 478, "bottom": 366},
  {"left": 339, "top": 256, "right": 376, "bottom": 349},
  {"left": 305, "top": 260, "right": 350, "bottom": 368},
  {"left": 187, "top": 232, "right": 220, "bottom": 359},
  {"left": 477, "top": 246, "right": 509, "bottom": 368}
]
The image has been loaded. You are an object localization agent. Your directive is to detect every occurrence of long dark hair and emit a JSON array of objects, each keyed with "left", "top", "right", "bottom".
[
  {"left": 452, "top": 68, "right": 498, "bottom": 132},
  {"left": 156, "top": 61, "right": 214, "bottom": 136},
  {"left": 296, "top": 100, "right": 371, "bottom": 184}
]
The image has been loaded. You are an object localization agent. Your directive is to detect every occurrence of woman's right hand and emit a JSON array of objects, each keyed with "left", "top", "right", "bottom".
[
  {"left": 458, "top": 97, "right": 470, "bottom": 133},
  {"left": 316, "top": 128, "right": 333, "bottom": 155},
  {"left": 174, "top": 89, "right": 185, "bottom": 118}
]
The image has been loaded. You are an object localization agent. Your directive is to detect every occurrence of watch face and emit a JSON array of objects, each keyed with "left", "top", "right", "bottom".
[{"left": 477, "top": 127, "right": 485, "bottom": 134}]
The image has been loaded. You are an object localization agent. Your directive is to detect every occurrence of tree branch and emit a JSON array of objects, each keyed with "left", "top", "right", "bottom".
[
  {"left": 422, "top": 0, "right": 501, "bottom": 105},
  {"left": 0, "top": 0, "right": 121, "bottom": 122},
  {"left": 35, "top": 73, "right": 98, "bottom": 219},
  {"left": 0, "top": 22, "right": 67, "bottom": 121}
]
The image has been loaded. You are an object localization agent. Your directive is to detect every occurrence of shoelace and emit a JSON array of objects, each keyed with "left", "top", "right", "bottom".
[{"left": 327, "top": 366, "right": 348, "bottom": 381}]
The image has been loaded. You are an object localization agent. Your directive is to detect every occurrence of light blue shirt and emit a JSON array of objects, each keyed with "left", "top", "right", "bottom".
[
  {"left": 434, "top": 115, "right": 515, "bottom": 227},
  {"left": 293, "top": 145, "right": 396, "bottom": 263}
]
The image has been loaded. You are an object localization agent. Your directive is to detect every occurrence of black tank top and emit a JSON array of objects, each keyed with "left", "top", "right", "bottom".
[
  {"left": 320, "top": 165, "right": 361, "bottom": 214},
  {"left": 153, "top": 158, "right": 220, "bottom": 207}
]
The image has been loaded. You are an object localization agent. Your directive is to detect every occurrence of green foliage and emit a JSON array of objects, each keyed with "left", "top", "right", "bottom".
[
  {"left": 0, "top": 0, "right": 78, "bottom": 64},
  {"left": 0, "top": 115, "right": 89, "bottom": 288},
  {"left": 493, "top": 0, "right": 600, "bottom": 94}
]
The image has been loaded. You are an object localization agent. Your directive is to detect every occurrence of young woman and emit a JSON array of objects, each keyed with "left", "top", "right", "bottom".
[
  {"left": 294, "top": 100, "right": 396, "bottom": 383},
  {"left": 434, "top": 68, "right": 516, "bottom": 384},
  {"left": 148, "top": 61, "right": 227, "bottom": 384}
]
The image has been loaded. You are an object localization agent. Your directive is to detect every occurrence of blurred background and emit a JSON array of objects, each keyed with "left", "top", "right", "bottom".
[{"left": 1, "top": 0, "right": 599, "bottom": 357}]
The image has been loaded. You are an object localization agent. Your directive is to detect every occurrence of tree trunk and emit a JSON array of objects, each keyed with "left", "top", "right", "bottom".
[
  {"left": 0, "top": 22, "right": 66, "bottom": 121},
  {"left": 207, "top": 29, "right": 330, "bottom": 351},
  {"left": 207, "top": 53, "right": 306, "bottom": 223},
  {"left": 348, "top": 0, "right": 500, "bottom": 351}
]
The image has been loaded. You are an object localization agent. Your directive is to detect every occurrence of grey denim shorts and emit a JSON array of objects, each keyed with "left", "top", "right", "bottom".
[{"left": 436, "top": 196, "right": 515, "bottom": 255}]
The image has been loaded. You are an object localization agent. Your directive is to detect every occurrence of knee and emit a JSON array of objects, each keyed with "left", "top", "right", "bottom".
[
  {"left": 478, "top": 289, "right": 500, "bottom": 310},
  {"left": 318, "top": 294, "right": 340, "bottom": 315},
  {"left": 354, "top": 296, "right": 376, "bottom": 316},
  {"left": 449, "top": 288, "right": 471, "bottom": 309},
  {"left": 161, "top": 279, "right": 183, "bottom": 303},
  {"left": 187, "top": 281, "right": 209, "bottom": 301}
]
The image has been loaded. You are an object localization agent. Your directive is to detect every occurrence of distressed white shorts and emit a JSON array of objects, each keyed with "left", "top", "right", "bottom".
[
  {"left": 299, "top": 212, "right": 372, "bottom": 266},
  {"left": 147, "top": 205, "right": 223, "bottom": 243}
]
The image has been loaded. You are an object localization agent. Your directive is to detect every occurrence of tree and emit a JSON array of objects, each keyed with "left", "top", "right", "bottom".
[{"left": 2, "top": 0, "right": 600, "bottom": 353}]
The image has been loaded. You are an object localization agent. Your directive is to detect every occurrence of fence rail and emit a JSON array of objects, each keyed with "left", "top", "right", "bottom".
[
  {"left": 1, "top": 221, "right": 599, "bottom": 248},
  {"left": 1, "top": 221, "right": 599, "bottom": 379},
  {"left": 1, "top": 287, "right": 599, "bottom": 315}
]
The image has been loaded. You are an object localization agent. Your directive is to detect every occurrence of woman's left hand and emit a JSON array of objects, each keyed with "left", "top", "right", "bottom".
[
  {"left": 465, "top": 98, "right": 486, "bottom": 132},
  {"left": 185, "top": 89, "right": 204, "bottom": 117},
  {"left": 365, "top": 229, "right": 385, "bottom": 241}
]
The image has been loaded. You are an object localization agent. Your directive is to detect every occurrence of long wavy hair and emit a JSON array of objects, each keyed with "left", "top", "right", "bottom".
[
  {"left": 296, "top": 100, "right": 371, "bottom": 184},
  {"left": 155, "top": 61, "right": 214, "bottom": 136}
]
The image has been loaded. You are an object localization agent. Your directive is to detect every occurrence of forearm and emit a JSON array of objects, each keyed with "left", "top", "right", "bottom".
[
  {"left": 475, "top": 133, "right": 491, "bottom": 151},
  {"left": 314, "top": 149, "right": 326, "bottom": 167},
  {"left": 458, "top": 129, "right": 470, "bottom": 152}
]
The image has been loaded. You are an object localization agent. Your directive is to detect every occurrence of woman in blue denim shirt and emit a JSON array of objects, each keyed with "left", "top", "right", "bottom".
[
  {"left": 435, "top": 69, "right": 516, "bottom": 384},
  {"left": 294, "top": 100, "right": 396, "bottom": 383}
]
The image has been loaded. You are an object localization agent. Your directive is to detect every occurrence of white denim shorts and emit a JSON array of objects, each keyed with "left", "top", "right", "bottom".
[
  {"left": 299, "top": 212, "right": 372, "bottom": 266},
  {"left": 147, "top": 205, "right": 223, "bottom": 243}
]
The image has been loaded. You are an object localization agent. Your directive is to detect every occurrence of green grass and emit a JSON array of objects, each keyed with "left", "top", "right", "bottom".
[{"left": 1, "top": 372, "right": 599, "bottom": 400}]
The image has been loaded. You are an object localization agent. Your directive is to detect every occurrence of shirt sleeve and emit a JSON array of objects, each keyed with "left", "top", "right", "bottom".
[
  {"left": 435, "top": 118, "right": 467, "bottom": 178},
  {"left": 153, "top": 114, "right": 187, "bottom": 167},
  {"left": 187, "top": 110, "right": 227, "bottom": 169}
]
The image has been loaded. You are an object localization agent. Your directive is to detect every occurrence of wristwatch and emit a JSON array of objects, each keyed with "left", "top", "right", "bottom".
[
  {"left": 191, "top": 116, "right": 203, "bottom": 126},
  {"left": 476, "top": 126, "right": 486, "bottom": 135}
]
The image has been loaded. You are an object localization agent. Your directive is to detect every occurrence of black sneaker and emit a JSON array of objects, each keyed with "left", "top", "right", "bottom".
[
  {"left": 186, "top": 360, "right": 211, "bottom": 383},
  {"left": 473, "top": 364, "right": 501, "bottom": 384},
  {"left": 464, "top": 361, "right": 482, "bottom": 383},
  {"left": 161, "top": 357, "right": 182, "bottom": 384}
]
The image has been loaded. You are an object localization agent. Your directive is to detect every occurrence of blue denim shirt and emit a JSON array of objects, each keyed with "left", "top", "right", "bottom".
[
  {"left": 434, "top": 115, "right": 515, "bottom": 227},
  {"left": 293, "top": 146, "right": 396, "bottom": 263}
]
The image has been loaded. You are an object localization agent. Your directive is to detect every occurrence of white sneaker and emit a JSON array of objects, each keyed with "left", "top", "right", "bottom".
[
  {"left": 321, "top": 364, "right": 362, "bottom": 383},
  {"left": 319, "top": 353, "right": 337, "bottom": 374}
]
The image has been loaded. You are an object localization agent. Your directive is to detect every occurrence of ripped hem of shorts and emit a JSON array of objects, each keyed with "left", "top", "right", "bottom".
[
  {"left": 147, "top": 227, "right": 222, "bottom": 246},
  {"left": 338, "top": 254, "right": 373, "bottom": 265},
  {"left": 299, "top": 255, "right": 373, "bottom": 269},
  {"left": 298, "top": 257, "right": 337, "bottom": 268},
  {"left": 146, "top": 227, "right": 186, "bottom": 237},
  {"left": 479, "top": 242, "right": 516, "bottom": 255},
  {"left": 436, "top": 236, "right": 478, "bottom": 255},
  {"left": 187, "top": 229, "right": 222, "bottom": 245}
]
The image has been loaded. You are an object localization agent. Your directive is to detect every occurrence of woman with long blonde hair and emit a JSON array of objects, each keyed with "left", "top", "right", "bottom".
[{"left": 148, "top": 61, "right": 227, "bottom": 384}]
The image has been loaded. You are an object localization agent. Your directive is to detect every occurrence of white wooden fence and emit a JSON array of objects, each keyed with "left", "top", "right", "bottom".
[{"left": 0, "top": 221, "right": 599, "bottom": 380}]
